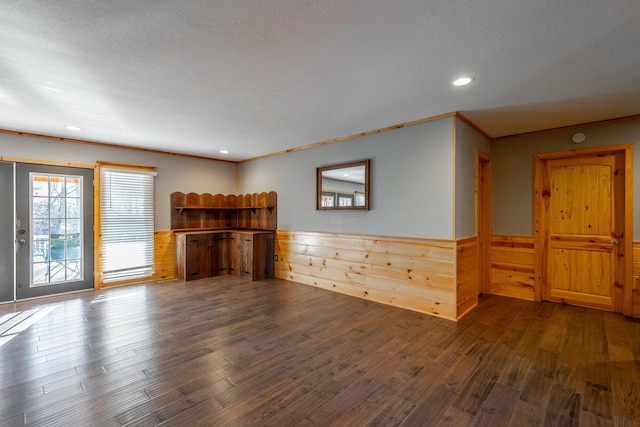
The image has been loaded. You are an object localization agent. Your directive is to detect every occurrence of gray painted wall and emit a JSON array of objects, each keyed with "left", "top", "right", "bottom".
[
  {"left": 492, "top": 118, "right": 640, "bottom": 238},
  {"left": 0, "top": 133, "right": 237, "bottom": 230},
  {"left": 455, "top": 119, "right": 491, "bottom": 239},
  {"left": 239, "top": 117, "right": 455, "bottom": 239}
]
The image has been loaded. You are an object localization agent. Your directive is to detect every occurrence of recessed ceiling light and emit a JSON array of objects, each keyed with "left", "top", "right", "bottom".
[
  {"left": 66, "top": 125, "right": 82, "bottom": 131},
  {"left": 451, "top": 76, "right": 474, "bottom": 87},
  {"left": 220, "top": 150, "right": 229, "bottom": 154}
]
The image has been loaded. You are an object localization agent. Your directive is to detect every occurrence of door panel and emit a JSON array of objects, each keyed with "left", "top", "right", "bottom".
[
  {"left": 186, "top": 234, "right": 210, "bottom": 280},
  {"left": 545, "top": 155, "right": 618, "bottom": 311},
  {"left": 213, "top": 233, "right": 229, "bottom": 276},
  {"left": 15, "top": 164, "right": 94, "bottom": 299},
  {"left": 0, "top": 162, "right": 14, "bottom": 303}
]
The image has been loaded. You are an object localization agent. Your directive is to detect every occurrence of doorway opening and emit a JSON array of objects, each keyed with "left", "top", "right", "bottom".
[{"left": 477, "top": 151, "right": 491, "bottom": 296}]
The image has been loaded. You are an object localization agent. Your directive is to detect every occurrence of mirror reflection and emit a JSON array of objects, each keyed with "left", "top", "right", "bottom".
[{"left": 317, "top": 160, "right": 370, "bottom": 210}]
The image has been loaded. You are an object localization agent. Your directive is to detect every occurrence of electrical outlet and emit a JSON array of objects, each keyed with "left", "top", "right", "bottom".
[{"left": 274, "top": 254, "right": 278, "bottom": 261}]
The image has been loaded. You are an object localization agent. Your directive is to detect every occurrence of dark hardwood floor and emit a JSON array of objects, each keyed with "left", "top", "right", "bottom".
[{"left": 0, "top": 276, "right": 639, "bottom": 426}]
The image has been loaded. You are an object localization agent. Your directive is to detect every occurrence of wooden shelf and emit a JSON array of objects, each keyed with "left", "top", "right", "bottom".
[
  {"left": 171, "top": 228, "right": 233, "bottom": 232},
  {"left": 174, "top": 206, "right": 274, "bottom": 214},
  {"left": 170, "top": 191, "right": 277, "bottom": 231}
]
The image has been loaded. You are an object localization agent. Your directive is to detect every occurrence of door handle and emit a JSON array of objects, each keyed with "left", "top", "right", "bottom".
[{"left": 611, "top": 238, "right": 621, "bottom": 245}]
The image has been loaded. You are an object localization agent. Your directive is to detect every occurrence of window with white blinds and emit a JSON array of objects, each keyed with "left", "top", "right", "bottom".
[{"left": 100, "top": 168, "right": 154, "bottom": 282}]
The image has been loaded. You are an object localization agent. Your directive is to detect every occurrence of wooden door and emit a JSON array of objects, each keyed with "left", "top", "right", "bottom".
[{"left": 542, "top": 154, "right": 622, "bottom": 311}]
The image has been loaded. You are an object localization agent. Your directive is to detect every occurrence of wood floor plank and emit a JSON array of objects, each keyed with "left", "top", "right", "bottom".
[
  {"left": 365, "top": 394, "right": 417, "bottom": 426},
  {"left": 545, "top": 384, "right": 581, "bottom": 426},
  {"left": 472, "top": 383, "right": 520, "bottom": 426},
  {"left": 434, "top": 406, "right": 475, "bottom": 427},
  {"left": 507, "top": 400, "right": 545, "bottom": 426},
  {"left": 451, "top": 363, "right": 499, "bottom": 416},
  {"left": 115, "top": 388, "right": 184, "bottom": 426},
  {"left": 0, "top": 276, "right": 638, "bottom": 425}
]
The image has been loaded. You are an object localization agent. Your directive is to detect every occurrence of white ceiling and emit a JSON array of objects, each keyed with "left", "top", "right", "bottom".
[{"left": 1, "top": 1, "right": 639, "bottom": 161}]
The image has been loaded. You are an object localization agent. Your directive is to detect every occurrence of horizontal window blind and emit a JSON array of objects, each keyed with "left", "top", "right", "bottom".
[{"left": 101, "top": 168, "right": 154, "bottom": 282}]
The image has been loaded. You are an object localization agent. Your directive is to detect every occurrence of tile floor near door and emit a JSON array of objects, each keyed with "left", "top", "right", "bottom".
[{"left": 0, "top": 276, "right": 639, "bottom": 426}]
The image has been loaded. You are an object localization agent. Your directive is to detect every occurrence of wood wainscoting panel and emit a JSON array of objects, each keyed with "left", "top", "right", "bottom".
[
  {"left": 276, "top": 230, "right": 457, "bottom": 319},
  {"left": 153, "top": 230, "right": 176, "bottom": 281},
  {"left": 456, "top": 236, "right": 479, "bottom": 319},
  {"left": 491, "top": 235, "right": 535, "bottom": 301},
  {"left": 633, "top": 241, "right": 640, "bottom": 317}
]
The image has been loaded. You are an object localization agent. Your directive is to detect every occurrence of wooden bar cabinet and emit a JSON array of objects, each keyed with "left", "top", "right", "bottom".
[{"left": 171, "top": 192, "right": 276, "bottom": 281}]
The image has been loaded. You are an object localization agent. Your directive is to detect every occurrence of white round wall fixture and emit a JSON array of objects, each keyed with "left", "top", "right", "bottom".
[{"left": 572, "top": 132, "right": 586, "bottom": 144}]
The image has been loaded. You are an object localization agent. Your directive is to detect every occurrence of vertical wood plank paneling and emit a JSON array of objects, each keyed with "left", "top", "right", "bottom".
[
  {"left": 457, "top": 236, "right": 479, "bottom": 319},
  {"left": 491, "top": 235, "right": 535, "bottom": 301},
  {"left": 153, "top": 231, "right": 176, "bottom": 281},
  {"left": 275, "top": 230, "right": 457, "bottom": 320}
]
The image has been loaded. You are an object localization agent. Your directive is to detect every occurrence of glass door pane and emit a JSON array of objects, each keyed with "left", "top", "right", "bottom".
[{"left": 31, "top": 174, "right": 84, "bottom": 286}]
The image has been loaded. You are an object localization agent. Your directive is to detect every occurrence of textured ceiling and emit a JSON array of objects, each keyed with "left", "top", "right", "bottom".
[{"left": 1, "top": 1, "right": 639, "bottom": 161}]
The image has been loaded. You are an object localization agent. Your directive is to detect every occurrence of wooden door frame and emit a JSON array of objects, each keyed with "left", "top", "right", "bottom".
[
  {"left": 534, "top": 144, "right": 633, "bottom": 315},
  {"left": 476, "top": 150, "right": 492, "bottom": 295}
]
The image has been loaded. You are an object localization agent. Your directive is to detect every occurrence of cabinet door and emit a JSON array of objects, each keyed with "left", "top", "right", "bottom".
[
  {"left": 251, "top": 233, "right": 275, "bottom": 280},
  {"left": 230, "top": 233, "right": 253, "bottom": 279},
  {"left": 212, "top": 232, "right": 229, "bottom": 276},
  {"left": 186, "top": 234, "right": 211, "bottom": 280}
]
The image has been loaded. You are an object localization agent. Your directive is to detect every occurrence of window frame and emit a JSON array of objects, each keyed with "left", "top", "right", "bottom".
[{"left": 96, "top": 161, "right": 156, "bottom": 288}]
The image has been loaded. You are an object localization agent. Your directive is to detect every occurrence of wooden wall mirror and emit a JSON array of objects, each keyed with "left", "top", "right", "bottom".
[{"left": 317, "top": 159, "right": 370, "bottom": 210}]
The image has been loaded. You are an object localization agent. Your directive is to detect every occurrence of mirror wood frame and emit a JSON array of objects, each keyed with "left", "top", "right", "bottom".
[{"left": 316, "top": 159, "right": 370, "bottom": 211}]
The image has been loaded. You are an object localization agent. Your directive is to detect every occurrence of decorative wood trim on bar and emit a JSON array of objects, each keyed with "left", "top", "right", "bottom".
[
  {"left": 491, "top": 235, "right": 535, "bottom": 301},
  {"left": 275, "top": 230, "right": 457, "bottom": 320},
  {"left": 632, "top": 241, "right": 640, "bottom": 318}
]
